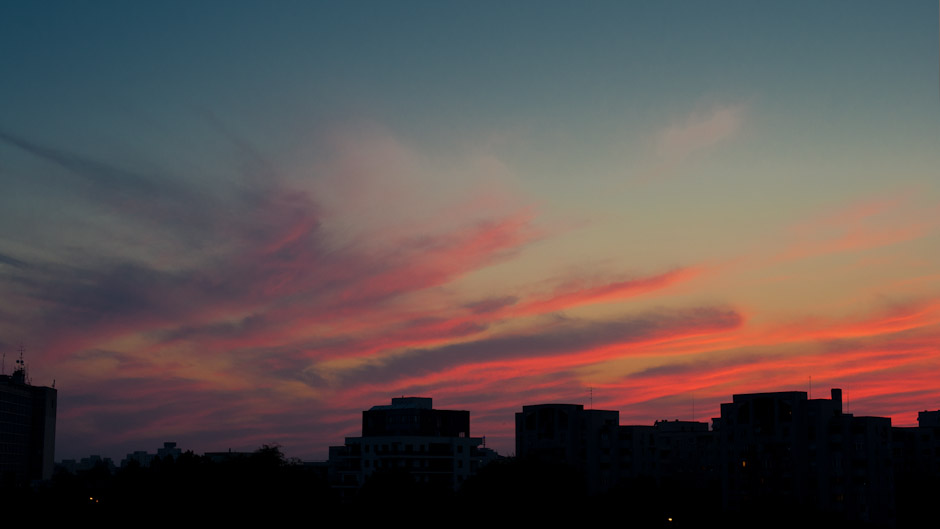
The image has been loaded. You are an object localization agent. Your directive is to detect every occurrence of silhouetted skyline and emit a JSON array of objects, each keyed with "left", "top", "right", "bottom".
[
  {"left": 1, "top": 1, "right": 938, "bottom": 462},
  {"left": 40, "top": 390, "right": 940, "bottom": 527}
]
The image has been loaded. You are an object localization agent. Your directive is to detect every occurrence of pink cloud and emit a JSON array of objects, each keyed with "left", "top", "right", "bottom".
[
  {"left": 778, "top": 191, "right": 937, "bottom": 261},
  {"left": 509, "top": 267, "right": 700, "bottom": 317}
]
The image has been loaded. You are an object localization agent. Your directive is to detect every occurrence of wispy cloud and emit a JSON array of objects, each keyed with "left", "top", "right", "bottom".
[
  {"left": 310, "top": 306, "right": 743, "bottom": 389},
  {"left": 656, "top": 103, "right": 745, "bottom": 160},
  {"left": 0, "top": 125, "right": 549, "bottom": 456},
  {"left": 778, "top": 191, "right": 936, "bottom": 261}
]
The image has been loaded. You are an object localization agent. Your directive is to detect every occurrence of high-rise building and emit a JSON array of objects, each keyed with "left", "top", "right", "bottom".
[
  {"left": 0, "top": 353, "right": 57, "bottom": 486},
  {"left": 515, "top": 403, "right": 620, "bottom": 493},
  {"left": 716, "top": 388, "right": 894, "bottom": 526}
]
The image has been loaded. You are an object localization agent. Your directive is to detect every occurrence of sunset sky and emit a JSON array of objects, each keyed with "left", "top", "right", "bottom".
[{"left": 1, "top": 1, "right": 938, "bottom": 461}]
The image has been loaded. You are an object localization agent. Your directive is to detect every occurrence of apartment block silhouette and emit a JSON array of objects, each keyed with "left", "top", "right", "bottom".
[
  {"left": 0, "top": 360, "right": 56, "bottom": 486},
  {"left": 716, "top": 389, "right": 894, "bottom": 525},
  {"left": 329, "top": 397, "right": 494, "bottom": 494},
  {"left": 515, "top": 388, "right": 897, "bottom": 526},
  {"left": 515, "top": 403, "right": 619, "bottom": 493}
]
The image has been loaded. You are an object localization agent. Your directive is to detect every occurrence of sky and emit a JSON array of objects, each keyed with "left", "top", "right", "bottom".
[{"left": 1, "top": 1, "right": 938, "bottom": 462}]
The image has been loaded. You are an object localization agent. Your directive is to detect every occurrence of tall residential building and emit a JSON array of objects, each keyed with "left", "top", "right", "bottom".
[
  {"left": 716, "top": 388, "right": 894, "bottom": 526},
  {"left": 0, "top": 356, "right": 57, "bottom": 486},
  {"left": 515, "top": 403, "right": 619, "bottom": 493}
]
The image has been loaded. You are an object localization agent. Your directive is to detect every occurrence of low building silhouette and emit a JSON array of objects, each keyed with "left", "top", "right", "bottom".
[
  {"left": 58, "top": 454, "right": 117, "bottom": 474},
  {"left": 895, "top": 409, "right": 940, "bottom": 476},
  {"left": 120, "top": 441, "right": 183, "bottom": 468},
  {"left": 516, "top": 403, "right": 715, "bottom": 494}
]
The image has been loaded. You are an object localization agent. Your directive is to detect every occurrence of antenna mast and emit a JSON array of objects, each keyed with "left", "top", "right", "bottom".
[{"left": 15, "top": 343, "right": 30, "bottom": 385}]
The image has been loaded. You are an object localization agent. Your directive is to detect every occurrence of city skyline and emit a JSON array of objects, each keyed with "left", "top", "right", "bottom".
[
  {"left": 54, "top": 387, "right": 938, "bottom": 465},
  {"left": 1, "top": 1, "right": 938, "bottom": 461}
]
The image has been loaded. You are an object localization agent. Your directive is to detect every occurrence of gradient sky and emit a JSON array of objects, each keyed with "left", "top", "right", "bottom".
[{"left": 1, "top": 1, "right": 938, "bottom": 461}]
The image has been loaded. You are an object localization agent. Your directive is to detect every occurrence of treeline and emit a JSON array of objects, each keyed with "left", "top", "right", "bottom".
[
  {"left": 7, "top": 452, "right": 712, "bottom": 523},
  {"left": 10, "top": 446, "right": 334, "bottom": 520}
]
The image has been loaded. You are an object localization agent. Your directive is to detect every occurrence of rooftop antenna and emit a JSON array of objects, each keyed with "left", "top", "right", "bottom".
[
  {"left": 589, "top": 387, "right": 593, "bottom": 410},
  {"left": 16, "top": 343, "right": 25, "bottom": 371},
  {"left": 692, "top": 394, "right": 695, "bottom": 422},
  {"left": 809, "top": 376, "right": 812, "bottom": 399},
  {"left": 16, "top": 344, "right": 30, "bottom": 385}
]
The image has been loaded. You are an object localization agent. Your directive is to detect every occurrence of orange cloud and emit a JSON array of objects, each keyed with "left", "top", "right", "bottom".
[{"left": 778, "top": 191, "right": 936, "bottom": 261}]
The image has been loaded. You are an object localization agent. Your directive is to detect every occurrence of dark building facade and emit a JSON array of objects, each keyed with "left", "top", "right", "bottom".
[
  {"left": 329, "top": 397, "right": 492, "bottom": 494},
  {"left": 644, "top": 419, "right": 716, "bottom": 488},
  {"left": 0, "top": 363, "right": 57, "bottom": 486},
  {"left": 515, "top": 389, "right": 898, "bottom": 525},
  {"left": 515, "top": 403, "right": 619, "bottom": 493},
  {"left": 715, "top": 388, "right": 894, "bottom": 526},
  {"left": 361, "top": 397, "right": 470, "bottom": 438},
  {"left": 892, "top": 409, "right": 940, "bottom": 526},
  {"left": 516, "top": 403, "right": 715, "bottom": 494}
]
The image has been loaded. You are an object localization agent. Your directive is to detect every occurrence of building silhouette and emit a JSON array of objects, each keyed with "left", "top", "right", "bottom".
[
  {"left": 0, "top": 353, "right": 56, "bottom": 486},
  {"left": 515, "top": 388, "right": 899, "bottom": 526},
  {"left": 329, "top": 397, "right": 493, "bottom": 494},
  {"left": 892, "top": 408, "right": 940, "bottom": 526},
  {"left": 515, "top": 403, "right": 619, "bottom": 493},
  {"left": 715, "top": 388, "right": 894, "bottom": 526},
  {"left": 516, "top": 403, "right": 715, "bottom": 494},
  {"left": 894, "top": 410, "right": 940, "bottom": 477},
  {"left": 58, "top": 454, "right": 117, "bottom": 474},
  {"left": 120, "top": 441, "right": 183, "bottom": 468}
]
